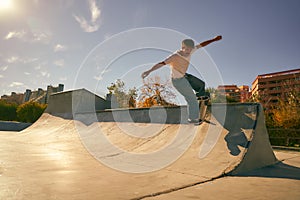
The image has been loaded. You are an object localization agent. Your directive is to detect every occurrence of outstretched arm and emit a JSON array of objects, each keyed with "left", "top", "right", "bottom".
[
  {"left": 141, "top": 61, "right": 166, "bottom": 79},
  {"left": 195, "top": 35, "right": 222, "bottom": 49}
]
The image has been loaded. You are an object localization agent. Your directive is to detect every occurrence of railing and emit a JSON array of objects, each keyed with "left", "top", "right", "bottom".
[{"left": 267, "top": 128, "right": 300, "bottom": 147}]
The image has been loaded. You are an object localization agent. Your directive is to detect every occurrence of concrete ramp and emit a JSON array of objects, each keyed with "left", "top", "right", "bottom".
[{"left": 0, "top": 103, "right": 277, "bottom": 199}]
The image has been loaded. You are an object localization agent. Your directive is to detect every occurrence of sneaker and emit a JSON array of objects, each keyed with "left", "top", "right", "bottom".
[
  {"left": 188, "top": 118, "right": 203, "bottom": 124},
  {"left": 197, "top": 96, "right": 210, "bottom": 101}
]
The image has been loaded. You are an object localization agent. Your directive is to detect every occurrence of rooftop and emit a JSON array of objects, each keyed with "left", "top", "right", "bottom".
[{"left": 257, "top": 68, "right": 300, "bottom": 79}]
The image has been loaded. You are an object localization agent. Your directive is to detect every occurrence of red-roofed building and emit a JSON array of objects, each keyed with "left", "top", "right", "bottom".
[
  {"left": 251, "top": 68, "right": 300, "bottom": 108},
  {"left": 217, "top": 85, "right": 251, "bottom": 102}
]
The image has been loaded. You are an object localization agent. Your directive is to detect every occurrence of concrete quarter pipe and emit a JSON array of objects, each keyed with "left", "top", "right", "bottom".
[{"left": 0, "top": 94, "right": 277, "bottom": 199}]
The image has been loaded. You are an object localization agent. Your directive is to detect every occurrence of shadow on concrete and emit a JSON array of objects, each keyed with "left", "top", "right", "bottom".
[
  {"left": 212, "top": 104, "right": 257, "bottom": 156},
  {"left": 235, "top": 161, "right": 300, "bottom": 180},
  {"left": 224, "top": 132, "right": 249, "bottom": 156}
]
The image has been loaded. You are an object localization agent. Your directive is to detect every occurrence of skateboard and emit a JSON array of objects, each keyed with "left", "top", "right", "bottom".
[{"left": 195, "top": 96, "right": 210, "bottom": 125}]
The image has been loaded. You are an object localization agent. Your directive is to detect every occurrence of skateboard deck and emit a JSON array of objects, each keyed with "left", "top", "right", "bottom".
[{"left": 195, "top": 96, "right": 210, "bottom": 125}]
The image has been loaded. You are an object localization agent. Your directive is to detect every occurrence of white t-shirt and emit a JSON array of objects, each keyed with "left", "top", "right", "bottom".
[{"left": 164, "top": 48, "right": 196, "bottom": 79}]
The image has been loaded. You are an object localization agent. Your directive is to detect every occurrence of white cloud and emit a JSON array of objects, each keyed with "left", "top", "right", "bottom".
[
  {"left": 0, "top": 75, "right": 3, "bottom": 78},
  {"left": 6, "top": 56, "right": 38, "bottom": 64},
  {"left": 9, "top": 82, "right": 24, "bottom": 87},
  {"left": 93, "top": 75, "right": 103, "bottom": 81},
  {"left": 33, "top": 62, "right": 50, "bottom": 77},
  {"left": 73, "top": 16, "right": 99, "bottom": 33},
  {"left": 31, "top": 31, "right": 52, "bottom": 44},
  {"left": 4, "top": 30, "right": 51, "bottom": 44},
  {"left": 90, "top": 0, "right": 100, "bottom": 23},
  {"left": 93, "top": 68, "right": 111, "bottom": 81},
  {"left": 4, "top": 30, "right": 26, "bottom": 40},
  {"left": 23, "top": 57, "right": 38, "bottom": 63},
  {"left": 7, "top": 56, "right": 19, "bottom": 63},
  {"left": 0, "top": 65, "right": 8, "bottom": 71},
  {"left": 73, "top": 0, "right": 101, "bottom": 32},
  {"left": 24, "top": 72, "right": 31, "bottom": 75},
  {"left": 54, "top": 59, "right": 65, "bottom": 67},
  {"left": 41, "top": 71, "right": 50, "bottom": 78},
  {"left": 54, "top": 44, "right": 67, "bottom": 52}
]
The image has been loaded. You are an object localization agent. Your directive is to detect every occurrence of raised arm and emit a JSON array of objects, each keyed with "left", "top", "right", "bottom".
[
  {"left": 195, "top": 35, "right": 222, "bottom": 49},
  {"left": 141, "top": 61, "right": 166, "bottom": 79}
]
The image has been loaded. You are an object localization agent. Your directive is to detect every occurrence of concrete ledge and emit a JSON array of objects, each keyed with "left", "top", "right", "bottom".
[
  {"left": 0, "top": 121, "right": 32, "bottom": 131},
  {"left": 73, "top": 106, "right": 188, "bottom": 125}
]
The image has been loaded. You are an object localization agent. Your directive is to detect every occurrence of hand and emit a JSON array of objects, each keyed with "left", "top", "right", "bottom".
[
  {"left": 214, "top": 35, "right": 222, "bottom": 41},
  {"left": 141, "top": 71, "right": 150, "bottom": 79}
]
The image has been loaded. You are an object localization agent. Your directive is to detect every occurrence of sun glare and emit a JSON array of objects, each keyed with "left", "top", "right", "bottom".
[{"left": 0, "top": 0, "right": 13, "bottom": 10}]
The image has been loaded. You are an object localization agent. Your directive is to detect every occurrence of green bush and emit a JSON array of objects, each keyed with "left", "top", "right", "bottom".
[
  {"left": 0, "top": 100, "right": 18, "bottom": 121},
  {"left": 17, "top": 102, "right": 47, "bottom": 123}
]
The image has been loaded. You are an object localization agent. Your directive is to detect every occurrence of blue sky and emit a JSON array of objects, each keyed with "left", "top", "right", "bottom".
[{"left": 0, "top": 0, "right": 299, "bottom": 98}]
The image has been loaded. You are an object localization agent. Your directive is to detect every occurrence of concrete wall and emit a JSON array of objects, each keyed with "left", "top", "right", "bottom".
[
  {"left": 45, "top": 90, "right": 72, "bottom": 117},
  {"left": 47, "top": 89, "right": 267, "bottom": 126},
  {"left": 73, "top": 106, "right": 188, "bottom": 125},
  {"left": 46, "top": 88, "right": 188, "bottom": 124},
  {"left": 46, "top": 89, "right": 108, "bottom": 118}
]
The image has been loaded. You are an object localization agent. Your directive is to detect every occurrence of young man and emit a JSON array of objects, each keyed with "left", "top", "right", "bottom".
[{"left": 141, "top": 35, "right": 222, "bottom": 123}]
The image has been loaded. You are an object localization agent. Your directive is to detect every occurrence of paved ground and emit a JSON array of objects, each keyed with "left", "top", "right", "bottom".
[
  {"left": 0, "top": 103, "right": 299, "bottom": 200},
  {"left": 144, "top": 150, "right": 300, "bottom": 200}
]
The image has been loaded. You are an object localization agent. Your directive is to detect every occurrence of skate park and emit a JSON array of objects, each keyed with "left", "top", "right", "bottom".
[{"left": 0, "top": 89, "right": 299, "bottom": 200}]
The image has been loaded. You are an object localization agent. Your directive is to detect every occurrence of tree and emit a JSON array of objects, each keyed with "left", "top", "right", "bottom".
[
  {"left": 107, "top": 79, "right": 137, "bottom": 108},
  {"left": 206, "top": 87, "right": 227, "bottom": 103},
  {"left": 250, "top": 79, "right": 300, "bottom": 129},
  {"left": 137, "top": 76, "right": 178, "bottom": 107},
  {"left": 17, "top": 101, "right": 47, "bottom": 123},
  {"left": 270, "top": 89, "right": 300, "bottom": 129}
]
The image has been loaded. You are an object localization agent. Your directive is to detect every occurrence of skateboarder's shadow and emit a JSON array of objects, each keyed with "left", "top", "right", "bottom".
[
  {"left": 224, "top": 130, "right": 250, "bottom": 156},
  {"left": 213, "top": 106, "right": 256, "bottom": 156}
]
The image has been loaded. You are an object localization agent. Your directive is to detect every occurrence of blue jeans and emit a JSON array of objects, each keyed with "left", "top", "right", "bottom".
[
  {"left": 172, "top": 76, "right": 200, "bottom": 120},
  {"left": 184, "top": 73, "right": 206, "bottom": 97}
]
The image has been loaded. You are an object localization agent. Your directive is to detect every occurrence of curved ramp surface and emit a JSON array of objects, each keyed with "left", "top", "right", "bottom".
[{"left": 0, "top": 103, "right": 277, "bottom": 199}]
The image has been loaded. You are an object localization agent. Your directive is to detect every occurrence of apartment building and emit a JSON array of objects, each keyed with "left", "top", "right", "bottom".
[
  {"left": 217, "top": 85, "right": 251, "bottom": 103},
  {"left": 239, "top": 85, "right": 251, "bottom": 102},
  {"left": 0, "top": 92, "right": 24, "bottom": 105},
  {"left": 251, "top": 68, "right": 300, "bottom": 108},
  {"left": 217, "top": 85, "right": 239, "bottom": 102},
  {"left": 1, "top": 84, "right": 64, "bottom": 105}
]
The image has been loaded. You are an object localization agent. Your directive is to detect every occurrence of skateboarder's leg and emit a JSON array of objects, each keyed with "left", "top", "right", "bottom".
[
  {"left": 172, "top": 77, "right": 199, "bottom": 120},
  {"left": 185, "top": 73, "right": 206, "bottom": 98}
]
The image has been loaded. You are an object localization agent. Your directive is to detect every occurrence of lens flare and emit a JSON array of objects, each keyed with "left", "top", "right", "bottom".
[{"left": 0, "top": 0, "right": 13, "bottom": 10}]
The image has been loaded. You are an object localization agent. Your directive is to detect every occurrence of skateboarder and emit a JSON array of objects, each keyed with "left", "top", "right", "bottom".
[{"left": 141, "top": 35, "right": 222, "bottom": 124}]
